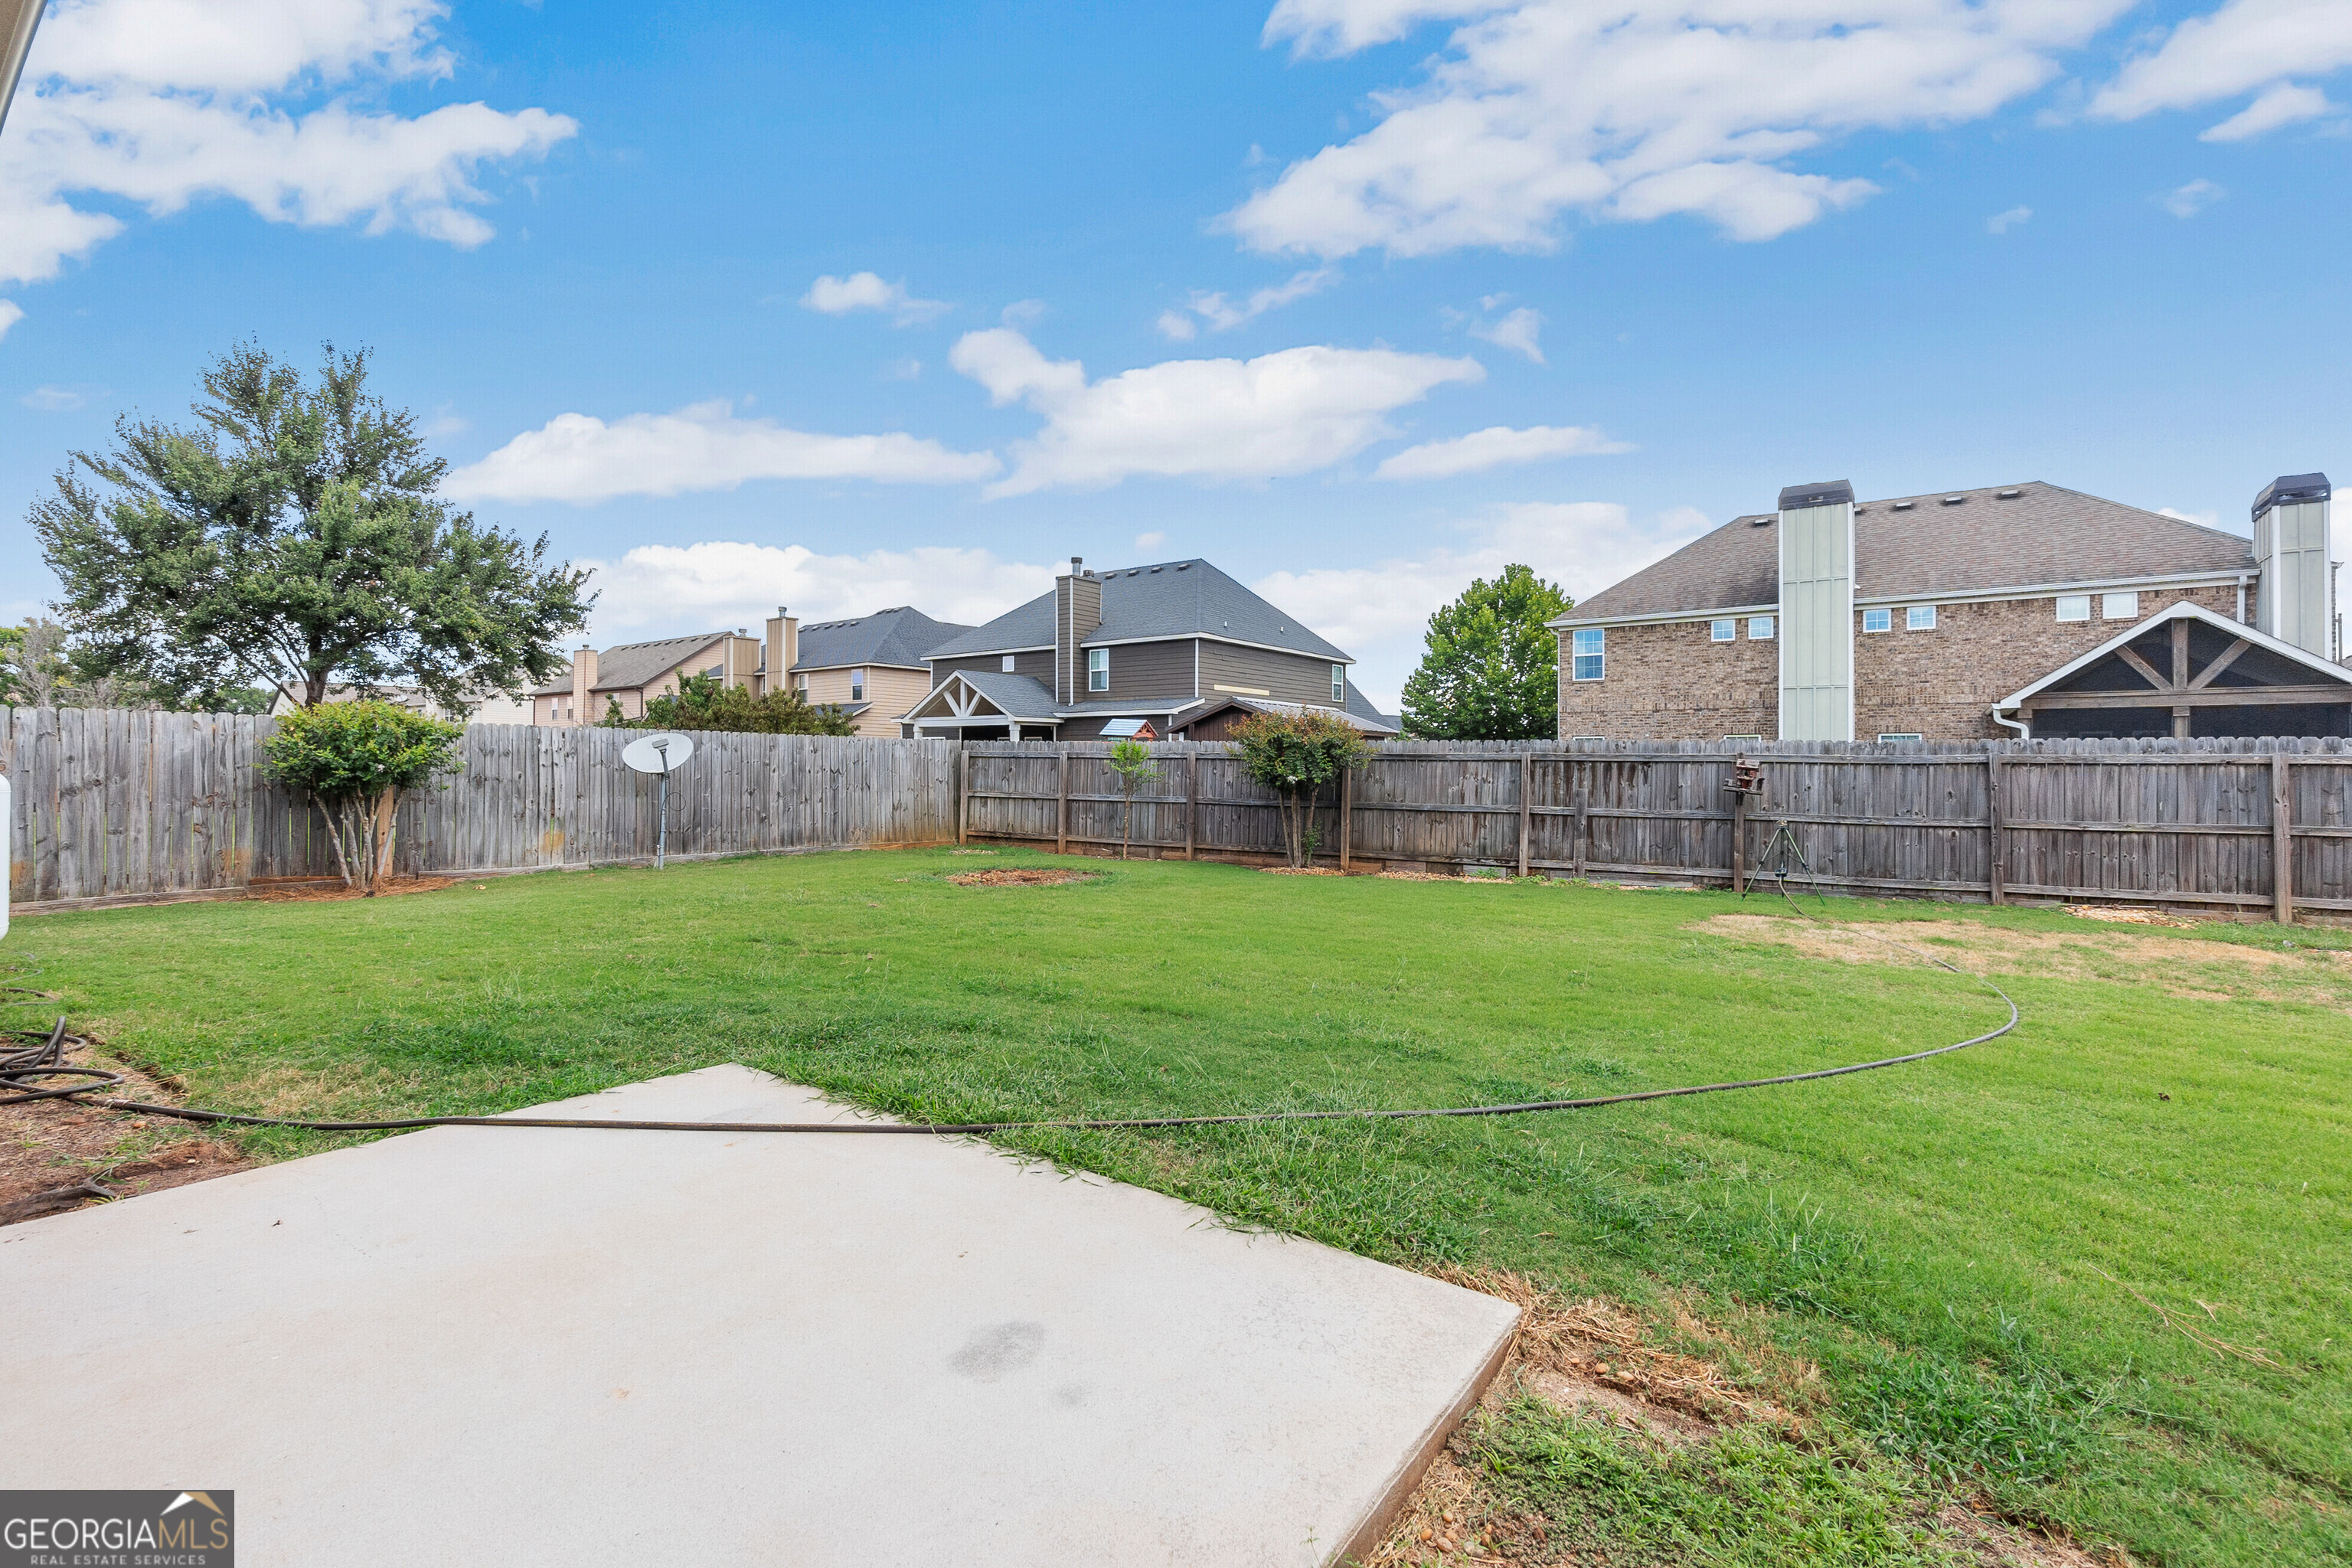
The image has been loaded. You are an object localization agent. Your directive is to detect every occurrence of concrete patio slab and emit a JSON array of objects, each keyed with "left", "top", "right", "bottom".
[{"left": 6, "top": 1066, "right": 1518, "bottom": 1567}]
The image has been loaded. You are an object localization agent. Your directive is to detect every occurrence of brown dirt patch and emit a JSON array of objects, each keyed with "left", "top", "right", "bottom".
[
  {"left": 2, "top": 1031, "right": 261, "bottom": 1227},
  {"left": 1366, "top": 1266, "right": 2104, "bottom": 1567},
  {"left": 1697, "top": 911, "right": 2352, "bottom": 1008},
  {"left": 248, "top": 874, "right": 458, "bottom": 903},
  {"left": 1261, "top": 866, "right": 1347, "bottom": 876},
  {"left": 947, "top": 868, "right": 1095, "bottom": 888}
]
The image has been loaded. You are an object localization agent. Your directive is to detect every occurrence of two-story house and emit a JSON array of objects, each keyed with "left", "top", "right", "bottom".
[
  {"left": 1553, "top": 474, "right": 2350, "bottom": 742},
  {"left": 755, "top": 605, "right": 972, "bottom": 738},
  {"left": 527, "top": 630, "right": 765, "bottom": 727},
  {"left": 900, "top": 557, "right": 1397, "bottom": 740}
]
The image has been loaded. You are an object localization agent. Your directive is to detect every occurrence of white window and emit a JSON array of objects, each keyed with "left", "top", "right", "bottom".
[
  {"left": 795, "top": 674, "right": 808, "bottom": 693},
  {"left": 1862, "top": 608, "right": 1893, "bottom": 633},
  {"left": 1749, "top": 616, "right": 1774, "bottom": 640},
  {"left": 1877, "top": 733, "right": 1923, "bottom": 743},
  {"left": 2056, "top": 595, "right": 2092, "bottom": 622},
  {"left": 1906, "top": 605, "right": 1937, "bottom": 631},
  {"left": 1331, "top": 664, "right": 1345, "bottom": 703},
  {"left": 2102, "top": 592, "right": 2139, "bottom": 620},
  {"left": 1001, "top": 655, "right": 1017, "bottom": 673},
  {"left": 1710, "top": 619, "right": 1736, "bottom": 642},
  {"left": 1723, "top": 733, "right": 1763, "bottom": 743},
  {"left": 851, "top": 668, "right": 866, "bottom": 701},
  {"left": 1087, "top": 648, "right": 1109, "bottom": 692},
  {"left": 1570, "top": 628, "right": 1605, "bottom": 681}
]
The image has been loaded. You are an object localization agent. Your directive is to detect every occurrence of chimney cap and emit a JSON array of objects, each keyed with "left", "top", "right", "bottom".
[
  {"left": 1778, "top": 480, "right": 1854, "bottom": 510},
  {"left": 2253, "top": 472, "right": 2330, "bottom": 519},
  {"left": 1067, "top": 556, "right": 1084, "bottom": 573}
]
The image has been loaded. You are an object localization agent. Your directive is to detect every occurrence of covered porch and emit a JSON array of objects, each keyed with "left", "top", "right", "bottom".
[{"left": 1996, "top": 602, "right": 2352, "bottom": 740}]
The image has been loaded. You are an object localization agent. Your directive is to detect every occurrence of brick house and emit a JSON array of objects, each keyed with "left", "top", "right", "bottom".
[
  {"left": 1553, "top": 475, "right": 2348, "bottom": 742},
  {"left": 900, "top": 557, "right": 1398, "bottom": 740}
]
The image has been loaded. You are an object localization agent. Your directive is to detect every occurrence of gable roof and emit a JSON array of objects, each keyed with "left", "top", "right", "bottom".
[
  {"left": 1993, "top": 600, "right": 2352, "bottom": 712},
  {"left": 1181, "top": 693, "right": 1400, "bottom": 737},
  {"left": 923, "top": 559, "right": 1352, "bottom": 662},
  {"left": 1561, "top": 482, "right": 2259, "bottom": 623},
  {"left": 901, "top": 670, "right": 1064, "bottom": 724},
  {"left": 528, "top": 632, "right": 733, "bottom": 697},
  {"left": 791, "top": 606, "right": 973, "bottom": 672}
]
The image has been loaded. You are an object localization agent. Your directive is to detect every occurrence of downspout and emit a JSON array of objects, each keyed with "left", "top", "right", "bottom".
[
  {"left": 1991, "top": 705, "right": 2030, "bottom": 742},
  {"left": 2236, "top": 570, "right": 2249, "bottom": 625}
]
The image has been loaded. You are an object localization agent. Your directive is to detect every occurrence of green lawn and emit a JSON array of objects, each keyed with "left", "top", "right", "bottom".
[{"left": 8, "top": 848, "right": 2347, "bottom": 1565}]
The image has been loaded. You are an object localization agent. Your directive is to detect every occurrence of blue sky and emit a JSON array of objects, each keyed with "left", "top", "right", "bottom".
[{"left": 2, "top": 0, "right": 2347, "bottom": 707}]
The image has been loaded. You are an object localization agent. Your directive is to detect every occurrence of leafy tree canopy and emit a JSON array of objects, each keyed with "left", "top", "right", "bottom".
[
  {"left": 1227, "top": 707, "right": 1371, "bottom": 868},
  {"left": 603, "top": 673, "right": 859, "bottom": 736},
  {"left": 259, "top": 698, "right": 466, "bottom": 891},
  {"left": 32, "top": 342, "right": 593, "bottom": 714},
  {"left": 1400, "top": 564, "right": 1572, "bottom": 740}
]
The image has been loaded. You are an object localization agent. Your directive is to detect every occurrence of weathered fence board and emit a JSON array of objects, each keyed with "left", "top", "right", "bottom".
[
  {"left": 4, "top": 709, "right": 960, "bottom": 908},
  {"left": 959, "top": 736, "right": 2352, "bottom": 920}
]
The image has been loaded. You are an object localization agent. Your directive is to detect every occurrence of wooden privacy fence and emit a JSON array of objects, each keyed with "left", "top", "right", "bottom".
[
  {"left": 960, "top": 737, "right": 2352, "bottom": 920},
  {"left": 2, "top": 707, "right": 960, "bottom": 910}
]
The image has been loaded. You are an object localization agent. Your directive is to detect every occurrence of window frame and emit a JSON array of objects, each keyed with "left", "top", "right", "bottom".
[
  {"left": 1906, "top": 604, "right": 1937, "bottom": 632},
  {"left": 1331, "top": 664, "right": 1345, "bottom": 703},
  {"left": 1570, "top": 627, "right": 1606, "bottom": 681},
  {"left": 2055, "top": 595, "right": 2092, "bottom": 622},
  {"left": 1877, "top": 732, "right": 1924, "bottom": 743},
  {"left": 850, "top": 668, "right": 867, "bottom": 701},
  {"left": 1086, "top": 647, "right": 1109, "bottom": 693},
  {"left": 1748, "top": 616, "right": 1774, "bottom": 641},
  {"left": 1001, "top": 655, "right": 1017, "bottom": 673},
  {"left": 1723, "top": 733, "right": 1764, "bottom": 744},
  {"left": 1861, "top": 608, "right": 1893, "bottom": 633},
  {"left": 1709, "top": 618, "right": 1736, "bottom": 642},
  {"left": 2102, "top": 592, "right": 2139, "bottom": 621}
]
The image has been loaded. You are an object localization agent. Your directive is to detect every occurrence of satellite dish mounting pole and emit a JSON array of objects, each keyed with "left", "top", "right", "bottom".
[{"left": 654, "top": 739, "right": 671, "bottom": 870}]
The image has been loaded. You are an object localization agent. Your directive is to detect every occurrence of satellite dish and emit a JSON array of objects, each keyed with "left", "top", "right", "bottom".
[{"left": 622, "top": 732, "right": 694, "bottom": 775}]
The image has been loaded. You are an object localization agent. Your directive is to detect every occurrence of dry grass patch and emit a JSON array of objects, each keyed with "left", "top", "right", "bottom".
[
  {"left": 249, "top": 874, "right": 459, "bottom": 903},
  {"left": 946, "top": 868, "right": 1096, "bottom": 888}
]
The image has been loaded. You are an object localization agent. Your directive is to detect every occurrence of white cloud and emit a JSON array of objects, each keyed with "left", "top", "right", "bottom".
[
  {"left": 2200, "top": 81, "right": 2335, "bottom": 140},
  {"left": 2160, "top": 505, "right": 2223, "bottom": 529},
  {"left": 2089, "top": 0, "right": 2352, "bottom": 136},
  {"left": 1253, "top": 498, "right": 1709, "bottom": 707},
  {"left": 1228, "top": 0, "right": 2126, "bottom": 257},
  {"left": 21, "top": 386, "right": 87, "bottom": 410},
  {"left": 1986, "top": 204, "right": 2032, "bottom": 233},
  {"left": 1373, "top": 423, "right": 1628, "bottom": 480},
  {"left": 1469, "top": 305, "right": 1544, "bottom": 363},
  {"left": 0, "top": 0, "right": 576, "bottom": 288},
  {"left": 580, "top": 541, "right": 1057, "bottom": 649},
  {"left": 1158, "top": 265, "right": 1338, "bottom": 338},
  {"left": 2162, "top": 177, "right": 2226, "bottom": 217},
  {"left": 949, "top": 327, "right": 1484, "bottom": 498},
  {"left": 799, "top": 271, "right": 950, "bottom": 325},
  {"left": 1134, "top": 530, "right": 1167, "bottom": 550},
  {"left": 0, "top": 301, "right": 22, "bottom": 342},
  {"left": 443, "top": 399, "right": 1001, "bottom": 504}
]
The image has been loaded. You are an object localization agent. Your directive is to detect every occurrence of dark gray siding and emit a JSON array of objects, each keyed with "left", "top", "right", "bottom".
[
  {"left": 1197, "top": 642, "right": 1346, "bottom": 707},
  {"left": 1089, "top": 638, "right": 1197, "bottom": 703},
  {"left": 931, "top": 650, "right": 1053, "bottom": 688}
]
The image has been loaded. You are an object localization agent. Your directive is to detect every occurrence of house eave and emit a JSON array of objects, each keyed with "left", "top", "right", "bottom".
[{"left": 1549, "top": 567, "right": 2258, "bottom": 630}]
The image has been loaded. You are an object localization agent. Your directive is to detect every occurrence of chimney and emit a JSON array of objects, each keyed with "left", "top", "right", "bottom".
[
  {"left": 1054, "top": 557, "right": 1102, "bottom": 705},
  {"left": 570, "top": 643, "right": 599, "bottom": 727},
  {"left": 2252, "top": 473, "right": 2331, "bottom": 658},
  {"left": 1775, "top": 480, "right": 1856, "bottom": 742},
  {"left": 766, "top": 606, "right": 798, "bottom": 696}
]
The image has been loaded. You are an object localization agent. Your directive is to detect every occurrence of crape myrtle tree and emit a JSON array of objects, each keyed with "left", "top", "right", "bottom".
[
  {"left": 1400, "top": 564, "right": 1572, "bottom": 740},
  {"left": 260, "top": 699, "right": 465, "bottom": 894},
  {"left": 1227, "top": 709, "right": 1370, "bottom": 869},
  {"left": 32, "top": 343, "right": 593, "bottom": 714}
]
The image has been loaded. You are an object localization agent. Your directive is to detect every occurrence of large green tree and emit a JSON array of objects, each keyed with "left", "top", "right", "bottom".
[
  {"left": 32, "top": 343, "right": 593, "bottom": 714},
  {"left": 1400, "top": 564, "right": 1573, "bottom": 740}
]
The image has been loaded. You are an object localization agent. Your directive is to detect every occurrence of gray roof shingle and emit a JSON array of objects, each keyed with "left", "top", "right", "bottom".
[
  {"left": 791, "top": 606, "right": 973, "bottom": 672},
  {"left": 1564, "top": 482, "right": 2259, "bottom": 622},
  {"left": 923, "top": 559, "right": 1352, "bottom": 662},
  {"left": 528, "top": 632, "right": 733, "bottom": 697}
]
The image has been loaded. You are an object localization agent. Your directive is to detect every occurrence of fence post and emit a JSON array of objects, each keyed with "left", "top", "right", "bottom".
[
  {"left": 1185, "top": 750, "right": 1198, "bottom": 861},
  {"left": 1515, "top": 752, "right": 1530, "bottom": 878},
  {"left": 1986, "top": 750, "right": 2005, "bottom": 905},
  {"left": 956, "top": 745, "right": 969, "bottom": 845},
  {"left": 1057, "top": 747, "right": 1070, "bottom": 855},
  {"left": 1572, "top": 752, "right": 1588, "bottom": 881},
  {"left": 1730, "top": 769, "right": 1748, "bottom": 896},
  {"left": 1341, "top": 763, "right": 1353, "bottom": 872},
  {"left": 2273, "top": 751, "right": 2294, "bottom": 923}
]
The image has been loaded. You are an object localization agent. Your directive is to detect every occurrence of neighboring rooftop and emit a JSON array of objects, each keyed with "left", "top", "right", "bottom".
[
  {"left": 528, "top": 631, "right": 736, "bottom": 697},
  {"left": 1562, "top": 482, "right": 2260, "bottom": 622},
  {"left": 792, "top": 606, "right": 974, "bottom": 672},
  {"left": 924, "top": 560, "right": 1352, "bottom": 663}
]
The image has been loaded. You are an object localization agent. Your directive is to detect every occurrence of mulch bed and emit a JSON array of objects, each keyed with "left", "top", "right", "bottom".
[{"left": 249, "top": 875, "right": 460, "bottom": 903}]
